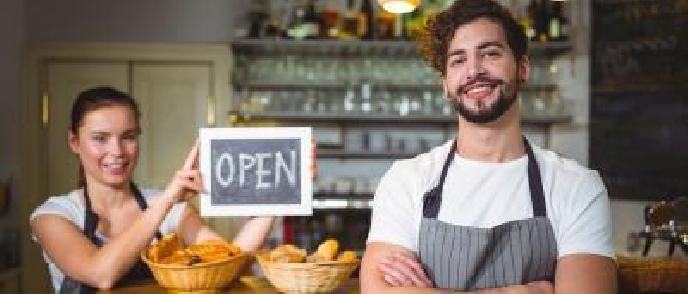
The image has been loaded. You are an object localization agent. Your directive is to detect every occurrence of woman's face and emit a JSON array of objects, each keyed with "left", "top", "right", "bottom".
[{"left": 69, "top": 105, "right": 139, "bottom": 188}]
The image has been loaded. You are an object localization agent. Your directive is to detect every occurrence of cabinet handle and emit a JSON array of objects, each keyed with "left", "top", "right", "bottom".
[{"left": 41, "top": 91, "right": 49, "bottom": 128}]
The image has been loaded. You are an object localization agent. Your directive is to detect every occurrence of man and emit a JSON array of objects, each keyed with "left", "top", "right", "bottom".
[{"left": 361, "top": 0, "right": 617, "bottom": 293}]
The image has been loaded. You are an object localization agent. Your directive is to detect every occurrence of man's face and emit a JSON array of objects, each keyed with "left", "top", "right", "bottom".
[{"left": 443, "top": 18, "right": 529, "bottom": 124}]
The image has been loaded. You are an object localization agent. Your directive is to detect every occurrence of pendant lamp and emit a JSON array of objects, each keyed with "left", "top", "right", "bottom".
[{"left": 378, "top": 0, "right": 421, "bottom": 14}]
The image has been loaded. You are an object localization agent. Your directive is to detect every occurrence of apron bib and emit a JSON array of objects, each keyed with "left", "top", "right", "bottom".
[
  {"left": 418, "top": 138, "right": 557, "bottom": 291},
  {"left": 59, "top": 183, "right": 162, "bottom": 294}
]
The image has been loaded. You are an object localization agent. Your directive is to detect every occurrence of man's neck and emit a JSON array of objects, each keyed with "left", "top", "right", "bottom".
[{"left": 455, "top": 109, "right": 524, "bottom": 163}]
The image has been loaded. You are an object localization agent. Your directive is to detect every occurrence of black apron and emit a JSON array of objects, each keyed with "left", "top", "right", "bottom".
[
  {"left": 59, "top": 183, "right": 162, "bottom": 294},
  {"left": 418, "top": 138, "right": 557, "bottom": 291}
]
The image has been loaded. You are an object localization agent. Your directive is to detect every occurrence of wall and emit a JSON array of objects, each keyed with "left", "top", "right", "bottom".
[
  {"left": 0, "top": 0, "right": 23, "bottom": 217},
  {"left": 26, "top": 0, "right": 243, "bottom": 43}
]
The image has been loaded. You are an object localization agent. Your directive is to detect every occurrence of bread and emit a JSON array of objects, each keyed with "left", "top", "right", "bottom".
[
  {"left": 314, "top": 238, "right": 339, "bottom": 261},
  {"left": 147, "top": 233, "right": 181, "bottom": 263},
  {"left": 146, "top": 235, "right": 241, "bottom": 266},
  {"left": 269, "top": 244, "right": 306, "bottom": 263},
  {"left": 335, "top": 251, "right": 357, "bottom": 262}
]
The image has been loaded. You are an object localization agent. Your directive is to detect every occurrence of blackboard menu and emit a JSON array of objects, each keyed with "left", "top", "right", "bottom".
[{"left": 591, "top": 0, "right": 688, "bottom": 200}]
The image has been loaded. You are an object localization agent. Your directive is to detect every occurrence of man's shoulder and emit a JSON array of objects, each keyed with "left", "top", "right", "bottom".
[
  {"left": 387, "top": 140, "right": 453, "bottom": 180},
  {"left": 533, "top": 144, "right": 601, "bottom": 181}
]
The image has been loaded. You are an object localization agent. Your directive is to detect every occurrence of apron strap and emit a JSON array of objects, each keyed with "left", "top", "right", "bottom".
[
  {"left": 422, "top": 138, "right": 547, "bottom": 219},
  {"left": 422, "top": 140, "right": 457, "bottom": 218},
  {"left": 130, "top": 183, "right": 163, "bottom": 241},
  {"left": 524, "top": 138, "right": 547, "bottom": 218},
  {"left": 83, "top": 183, "right": 163, "bottom": 241}
]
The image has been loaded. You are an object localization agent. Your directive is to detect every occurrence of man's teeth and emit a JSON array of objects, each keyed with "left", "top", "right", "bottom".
[{"left": 467, "top": 85, "right": 492, "bottom": 94}]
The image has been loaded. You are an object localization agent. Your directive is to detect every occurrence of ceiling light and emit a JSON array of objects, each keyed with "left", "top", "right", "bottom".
[{"left": 378, "top": 0, "right": 420, "bottom": 14}]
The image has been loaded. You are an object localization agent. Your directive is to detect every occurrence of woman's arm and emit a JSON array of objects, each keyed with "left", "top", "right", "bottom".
[
  {"left": 31, "top": 143, "right": 206, "bottom": 290},
  {"left": 31, "top": 194, "right": 178, "bottom": 290},
  {"left": 176, "top": 204, "right": 274, "bottom": 253}
]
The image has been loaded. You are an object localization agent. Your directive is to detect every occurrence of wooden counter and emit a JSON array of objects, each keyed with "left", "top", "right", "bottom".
[{"left": 97, "top": 276, "right": 360, "bottom": 293}]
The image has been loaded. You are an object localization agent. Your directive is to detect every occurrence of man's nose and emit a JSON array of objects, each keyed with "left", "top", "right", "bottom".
[{"left": 466, "top": 57, "right": 486, "bottom": 80}]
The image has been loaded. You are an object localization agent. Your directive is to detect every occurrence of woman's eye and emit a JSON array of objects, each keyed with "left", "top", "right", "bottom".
[{"left": 123, "top": 134, "right": 139, "bottom": 141}]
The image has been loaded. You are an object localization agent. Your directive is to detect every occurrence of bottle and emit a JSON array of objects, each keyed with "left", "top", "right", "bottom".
[
  {"left": 534, "top": 0, "right": 552, "bottom": 42},
  {"left": 361, "top": 0, "right": 375, "bottom": 40},
  {"left": 551, "top": 1, "right": 569, "bottom": 41},
  {"left": 403, "top": 3, "right": 424, "bottom": 39},
  {"left": 517, "top": 1, "right": 536, "bottom": 41},
  {"left": 321, "top": 2, "right": 341, "bottom": 39},
  {"left": 286, "top": 4, "right": 307, "bottom": 39},
  {"left": 547, "top": 0, "right": 561, "bottom": 42},
  {"left": 375, "top": 7, "right": 397, "bottom": 39},
  {"left": 302, "top": 0, "right": 323, "bottom": 39},
  {"left": 339, "top": 0, "right": 370, "bottom": 39}
]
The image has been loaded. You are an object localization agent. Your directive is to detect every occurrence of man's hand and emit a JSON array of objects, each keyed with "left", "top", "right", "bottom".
[{"left": 378, "top": 251, "right": 433, "bottom": 288}]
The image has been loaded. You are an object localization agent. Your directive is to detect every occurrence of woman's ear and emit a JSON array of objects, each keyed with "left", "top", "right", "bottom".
[{"left": 68, "top": 131, "right": 80, "bottom": 154}]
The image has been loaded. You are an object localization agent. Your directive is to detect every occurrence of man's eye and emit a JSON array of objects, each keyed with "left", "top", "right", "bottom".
[
  {"left": 92, "top": 136, "right": 106, "bottom": 142},
  {"left": 449, "top": 58, "right": 465, "bottom": 67},
  {"left": 484, "top": 51, "right": 501, "bottom": 58}
]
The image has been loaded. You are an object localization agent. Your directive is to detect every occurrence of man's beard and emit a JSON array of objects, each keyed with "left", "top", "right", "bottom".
[{"left": 448, "top": 77, "right": 518, "bottom": 124}]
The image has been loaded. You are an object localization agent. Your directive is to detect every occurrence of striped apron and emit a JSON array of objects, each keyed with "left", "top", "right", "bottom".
[{"left": 418, "top": 138, "right": 557, "bottom": 291}]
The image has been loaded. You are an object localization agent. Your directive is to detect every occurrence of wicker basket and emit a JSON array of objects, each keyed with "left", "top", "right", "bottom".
[
  {"left": 617, "top": 256, "right": 688, "bottom": 293},
  {"left": 256, "top": 253, "right": 359, "bottom": 294},
  {"left": 141, "top": 251, "right": 248, "bottom": 293}
]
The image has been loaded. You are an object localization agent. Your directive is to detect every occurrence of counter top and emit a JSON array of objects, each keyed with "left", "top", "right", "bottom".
[{"left": 97, "top": 276, "right": 359, "bottom": 293}]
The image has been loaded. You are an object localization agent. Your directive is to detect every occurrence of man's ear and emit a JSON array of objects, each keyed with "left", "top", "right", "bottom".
[
  {"left": 519, "top": 55, "right": 530, "bottom": 83},
  {"left": 68, "top": 131, "right": 80, "bottom": 154}
]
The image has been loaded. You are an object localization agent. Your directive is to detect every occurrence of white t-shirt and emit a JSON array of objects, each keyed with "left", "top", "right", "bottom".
[
  {"left": 30, "top": 188, "right": 187, "bottom": 292},
  {"left": 367, "top": 140, "right": 613, "bottom": 259}
]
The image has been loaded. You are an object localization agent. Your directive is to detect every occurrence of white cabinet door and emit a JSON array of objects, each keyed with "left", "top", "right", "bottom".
[
  {"left": 46, "top": 61, "right": 129, "bottom": 197},
  {"left": 131, "top": 63, "right": 211, "bottom": 189}
]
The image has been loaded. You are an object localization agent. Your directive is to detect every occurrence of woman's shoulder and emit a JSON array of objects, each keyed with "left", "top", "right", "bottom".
[{"left": 30, "top": 189, "right": 83, "bottom": 224}]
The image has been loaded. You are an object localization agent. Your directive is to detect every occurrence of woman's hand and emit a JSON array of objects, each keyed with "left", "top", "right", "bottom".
[
  {"left": 160, "top": 141, "right": 205, "bottom": 204},
  {"left": 378, "top": 251, "right": 433, "bottom": 288}
]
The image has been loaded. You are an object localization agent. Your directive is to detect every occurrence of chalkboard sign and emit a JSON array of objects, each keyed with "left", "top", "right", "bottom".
[
  {"left": 199, "top": 127, "right": 312, "bottom": 216},
  {"left": 591, "top": 0, "right": 688, "bottom": 200},
  {"left": 592, "top": 0, "right": 688, "bottom": 89}
]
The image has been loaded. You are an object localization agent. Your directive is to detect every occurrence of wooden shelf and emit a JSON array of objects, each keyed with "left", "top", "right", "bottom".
[
  {"left": 229, "top": 110, "right": 572, "bottom": 126},
  {"left": 231, "top": 39, "right": 572, "bottom": 57}
]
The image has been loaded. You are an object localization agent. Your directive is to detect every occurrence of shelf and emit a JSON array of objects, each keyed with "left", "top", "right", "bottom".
[
  {"left": 229, "top": 110, "right": 572, "bottom": 126},
  {"left": 319, "top": 149, "right": 421, "bottom": 159},
  {"left": 234, "top": 80, "right": 557, "bottom": 92},
  {"left": 231, "top": 39, "right": 573, "bottom": 57},
  {"left": 314, "top": 191, "right": 373, "bottom": 199}
]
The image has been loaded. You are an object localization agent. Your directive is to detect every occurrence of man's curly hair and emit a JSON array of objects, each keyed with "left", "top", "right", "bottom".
[{"left": 417, "top": 0, "right": 528, "bottom": 77}]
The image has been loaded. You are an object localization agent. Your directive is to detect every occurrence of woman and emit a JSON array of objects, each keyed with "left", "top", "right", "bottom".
[{"left": 30, "top": 86, "right": 274, "bottom": 293}]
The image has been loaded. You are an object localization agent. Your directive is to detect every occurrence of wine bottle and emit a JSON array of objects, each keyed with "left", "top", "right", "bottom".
[
  {"left": 302, "top": 0, "right": 323, "bottom": 39},
  {"left": 361, "top": 0, "right": 375, "bottom": 40}
]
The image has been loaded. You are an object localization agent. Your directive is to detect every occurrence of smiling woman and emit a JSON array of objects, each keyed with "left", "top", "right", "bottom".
[{"left": 29, "top": 86, "right": 275, "bottom": 293}]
